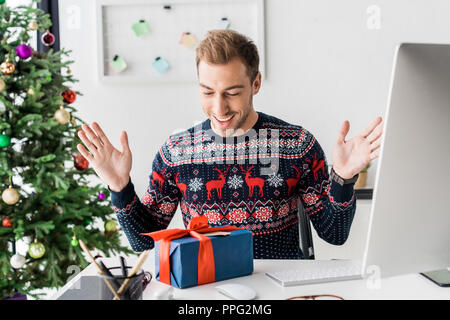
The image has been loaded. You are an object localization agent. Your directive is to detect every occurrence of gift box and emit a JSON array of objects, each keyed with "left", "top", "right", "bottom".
[{"left": 142, "top": 217, "right": 253, "bottom": 289}]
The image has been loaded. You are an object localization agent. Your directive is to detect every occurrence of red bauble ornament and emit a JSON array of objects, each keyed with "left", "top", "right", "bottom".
[
  {"left": 62, "top": 90, "right": 76, "bottom": 104},
  {"left": 41, "top": 31, "right": 55, "bottom": 46},
  {"left": 73, "top": 153, "right": 89, "bottom": 171},
  {"left": 2, "top": 217, "right": 12, "bottom": 227}
]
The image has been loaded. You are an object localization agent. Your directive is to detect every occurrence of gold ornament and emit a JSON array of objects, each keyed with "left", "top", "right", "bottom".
[
  {"left": 54, "top": 106, "right": 70, "bottom": 125},
  {"left": 28, "top": 240, "right": 46, "bottom": 259},
  {"left": 2, "top": 186, "right": 20, "bottom": 205},
  {"left": 1, "top": 61, "right": 15, "bottom": 75},
  {"left": 0, "top": 78, "right": 5, "bottom": 93},
  {"left": 55, "top": 203, "right": 63, "bottom": 214},
  {"left": 71, "top": 116, "right": 77, "bottom": 126},
  {"left": 66, "top": 67, "right": 71, "bottom": 75},
  {"left": 27, "top": 88, "right": 35, "bottom": 96},
  {"left": 28, "top": 21, "right": 39, "bottom": 31}
]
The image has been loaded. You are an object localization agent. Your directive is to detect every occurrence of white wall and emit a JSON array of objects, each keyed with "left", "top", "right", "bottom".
[{"left": 57, "top": 0, "right": 450, "bottom": 259}]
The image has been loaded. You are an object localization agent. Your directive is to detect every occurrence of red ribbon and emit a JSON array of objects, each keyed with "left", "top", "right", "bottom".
[{"left": 141, "top": 216, "right": 242, "bottom": 286}]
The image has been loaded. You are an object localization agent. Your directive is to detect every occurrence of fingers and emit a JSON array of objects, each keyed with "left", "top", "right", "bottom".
[
  {"left": 360, "top": 116, "right": 383, "bottom": 139},
  {"left": 81, "top": 123, "right": 104, "bottom": 149},
  {"left": 370, "top": 135, "right": 382, "bottom": 152},
  {"left": 368, "top": 121, "right": 383, "bottom": 154},
  {"left": 120, "top": 130, "right": 131, "bottom": 154},
  {"left": 92, "top": 122, "right": 112, "bottom": 147},
  {"left": 370, "top": 149, "right": 380, "bottom": 161},
  {"left": 77, "top": 130, "right": 99, "bottom": 156},
  {"left": 370, "top": 142, "right": 381, "bottom": 153},
  {"left": 368, "top": 123, "right": 384, "bottom": 144},
  {"left": 337, "top": 120, "right": 350, "bottom": 143},
  {"left": 77, "top": 143, "right": 94, "bottom": 162}
]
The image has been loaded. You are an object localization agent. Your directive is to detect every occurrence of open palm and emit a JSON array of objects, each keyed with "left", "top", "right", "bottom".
[
  {"left": 332, "top": 117, "right": 383, "bottom": 179},
  {"left": 77, "top": 122, "right": 132, "bottom": 192}
]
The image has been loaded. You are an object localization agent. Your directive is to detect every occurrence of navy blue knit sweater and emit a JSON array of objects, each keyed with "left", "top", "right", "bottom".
[{"left": 109, "top": 111, "right": 357, "bottom": 259}]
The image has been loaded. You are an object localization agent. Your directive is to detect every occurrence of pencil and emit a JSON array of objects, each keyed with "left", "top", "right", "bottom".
[
  {"left": 113, "top": 250, "right": 150, "bottom": 300},
  {"left": 78, "top": 239, "right": 121, "bottom": 300}
]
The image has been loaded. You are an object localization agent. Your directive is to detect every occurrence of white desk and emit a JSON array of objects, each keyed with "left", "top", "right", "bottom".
[{"left": 51, "top": 251, "right": 450, "bottom": 300}]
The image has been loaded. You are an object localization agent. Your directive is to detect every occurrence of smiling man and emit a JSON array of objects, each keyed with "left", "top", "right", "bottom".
[
  {"left": 197, "top": 51, "right": 261, "bottom": 138},
  {"left": 77, "top": 30, "right": 383, "bottom": 259}
]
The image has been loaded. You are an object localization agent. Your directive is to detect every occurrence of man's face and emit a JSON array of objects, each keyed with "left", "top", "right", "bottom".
[{"left": 198, "top": 57, "right": 261, "bottom": 137}]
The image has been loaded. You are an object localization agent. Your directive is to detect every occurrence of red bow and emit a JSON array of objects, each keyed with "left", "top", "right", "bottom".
[{"left": 141, "top": 216, "right": 242, "bottom": 286}]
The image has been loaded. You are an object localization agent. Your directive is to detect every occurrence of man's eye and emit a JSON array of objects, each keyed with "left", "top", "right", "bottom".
[
  {"left": 203, "top": 92, "right": 214, "bottom": 95},
  {"left": 226, "top": 92, "right": 240, "bottom": 96}
]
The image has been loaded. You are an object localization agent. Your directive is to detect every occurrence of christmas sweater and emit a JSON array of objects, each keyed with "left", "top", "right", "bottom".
[{"left": 110, "top": 111, "right": 357, "bottom": 259}]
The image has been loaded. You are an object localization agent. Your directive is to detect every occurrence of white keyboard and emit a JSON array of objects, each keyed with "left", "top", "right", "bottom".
[{"left": 265, "top": 260, "right": 363, "bottom": 286}]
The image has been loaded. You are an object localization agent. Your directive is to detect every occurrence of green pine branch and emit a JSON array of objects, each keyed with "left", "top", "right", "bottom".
[{"left": 0, "top": 0, "right": 137, "bottom": 298}]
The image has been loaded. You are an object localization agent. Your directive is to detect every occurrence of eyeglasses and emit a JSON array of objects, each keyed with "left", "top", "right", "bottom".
[{"left": 286, "top": 294, "right": 344, "bottom": 300}]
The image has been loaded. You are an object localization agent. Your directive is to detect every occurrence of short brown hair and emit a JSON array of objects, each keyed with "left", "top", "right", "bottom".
[{"left": 196, "top": 29, "right": 260, "bottom": 83}]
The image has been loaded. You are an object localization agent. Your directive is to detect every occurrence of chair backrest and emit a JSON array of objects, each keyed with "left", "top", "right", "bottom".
[{"left": 298, "top": 203, "right": 315, "bottom": 259}]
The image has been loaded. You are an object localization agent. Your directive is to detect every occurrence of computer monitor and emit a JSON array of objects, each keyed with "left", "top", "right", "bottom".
[{"left": 362, "top": 43, "right": 450, "bottom": 278}]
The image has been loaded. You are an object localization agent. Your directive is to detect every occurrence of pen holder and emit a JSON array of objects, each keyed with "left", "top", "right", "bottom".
[{"left": 99, "top": 266, "right": 151, "bottom": 300}]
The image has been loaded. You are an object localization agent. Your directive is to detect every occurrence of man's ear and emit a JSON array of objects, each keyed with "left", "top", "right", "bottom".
[{"left": 252, "top": 72, "right": 262, "bottom": 95}]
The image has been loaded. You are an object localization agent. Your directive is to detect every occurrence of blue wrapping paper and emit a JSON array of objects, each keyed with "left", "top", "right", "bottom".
[{"left": 154, "top": 229, "right": 253, "bottom": 288}]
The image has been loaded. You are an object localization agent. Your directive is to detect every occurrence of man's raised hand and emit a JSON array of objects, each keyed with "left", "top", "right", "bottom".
[
  {"left": 77, "top": 122, "right": 132, "bottom": 192},
  {"left": 332, "top": 117, "right": 383, "bottom": 179}
]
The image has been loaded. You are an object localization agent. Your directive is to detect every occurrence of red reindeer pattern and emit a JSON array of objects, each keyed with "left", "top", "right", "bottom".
[
  {"left": 286, "top": 165, "right": 302, "bottom": 195},
  {"left": 175, "top": 172, "right": 187, "bottom": 199},
  {"left": 205, "top": 167, "right": 230, "bottom": 200},
  {"left": 239, "top": 165, "right": 265, "bottom": 197},
  {"left": 152, "top": 168, "right": 166, "bottom": 191},
  {"left": 306, "top": 152, "right": 325, "bottom": 181}
]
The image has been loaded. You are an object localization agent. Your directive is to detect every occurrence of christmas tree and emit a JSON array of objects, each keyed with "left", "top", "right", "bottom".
[{"left": 0, "top": 0, "right": 133, "bottom": 299}]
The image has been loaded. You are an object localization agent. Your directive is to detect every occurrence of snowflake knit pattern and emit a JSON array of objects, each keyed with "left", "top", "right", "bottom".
[{"left": 110, "top": 111, "right": 357, "bottom": 259}]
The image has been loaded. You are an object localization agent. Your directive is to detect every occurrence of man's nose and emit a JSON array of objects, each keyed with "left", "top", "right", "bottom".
[{"left": 212, "top": 95, "right": 229, "bottom": 116}]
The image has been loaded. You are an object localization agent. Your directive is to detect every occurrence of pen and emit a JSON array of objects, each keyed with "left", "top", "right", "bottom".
[
  {"left": 120, "top": 256, "right": 128, "bottom": 277},
  {"left": 113, "top": 250, "right": 150, "bottom": 300},
  {"left": 118, "top": 256, "right": 131, "bottom": 300}
]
